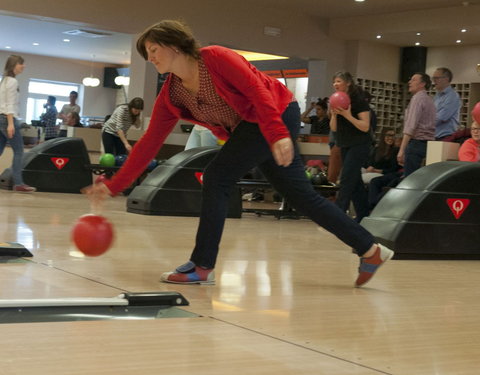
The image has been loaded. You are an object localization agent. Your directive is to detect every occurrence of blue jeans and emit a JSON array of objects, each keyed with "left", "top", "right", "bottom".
[
  {"left": 336, "top": 143, "right": 371, "bottom": 222},
  {"left": 404, "top": 139, "right": 427, "bottom": 177},
  {"left": 189, "top": 102, "right": 375, "bottom": 268},
  {"left": 0, "top": 115, "right": 25, "bottom": 185}
]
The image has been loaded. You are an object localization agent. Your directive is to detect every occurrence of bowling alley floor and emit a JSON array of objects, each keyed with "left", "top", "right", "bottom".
[{"left": 1, "top": 190, "right": 480, "bottom": 374}]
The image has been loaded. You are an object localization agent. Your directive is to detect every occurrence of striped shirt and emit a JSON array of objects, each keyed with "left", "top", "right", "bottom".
[
  {"left": 403, "top": 90, "right": 436, "bottom": 140},
  {"left": 170, "top": 59, "right": 242, "bottom": 131},
  {"left": 103, "top": 104, "right": 139, "bottom": 137}
]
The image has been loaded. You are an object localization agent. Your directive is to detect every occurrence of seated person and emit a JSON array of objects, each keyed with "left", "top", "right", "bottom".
[
  {"left": 458, "top": 121, "right": 480, "bottom": 162},
  {"left": 300, "top": 97, "right": 330, "bottom": 135},
  {"left": 66, "top": 112, "right": 83, "bottom": 128},
  {"left": 362, "top": 128, "right": 400, "bottom": 184}
]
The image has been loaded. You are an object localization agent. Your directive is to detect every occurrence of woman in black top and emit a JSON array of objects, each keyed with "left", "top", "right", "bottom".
[{"left": 329, "top": 71, "right": 372, "bottom": 222}]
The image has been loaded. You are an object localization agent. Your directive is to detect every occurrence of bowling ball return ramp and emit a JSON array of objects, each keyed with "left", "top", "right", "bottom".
[
  {"left": 0, "top": 242, "right": 33, "bottom": 258},
  {"left": 361, "top": 161, "right": 480, "bottom": 259},
  {"left": 127, "top": 147, "right": 241, "bottom": 218},
  {"left": 0, "top": 292, "right": 197, "bottom": 324}
]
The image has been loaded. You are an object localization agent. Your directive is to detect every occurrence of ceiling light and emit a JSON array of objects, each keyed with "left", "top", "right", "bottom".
[
  {"left": 461, "top": 29, "right": 467, "bottom": 33},
  {"left": 63, "top": 39, "right": 70, "bottom": 42},
  {"left": 355, "top": 0, "right": 365, "bottom": 2},
  {"left": 416, "top": 32, "right": 421, "bottom": 36},
  {"left": 415, "top": 42, "right": 421, "bottom": 46},
  {"left": 5, "top": 46, "right": 11, "bottom": 49},
  {"left": 376, "top": 35, "right": 382, "bottom": 39},
  {"left": 32, "top": 42, "right": 39, "bottom": 46},
  {"left": 82, "top": 77, "right": 100, "bottom": 87},
  {"left": 232, "top": 49, "right": 288, "bottom": 61},
  {"left": 456, "top": 40, "right": 462, "bottom": 43},
  {"left": 82, "top": 54, "right": 100, "bottom": 87},
  {"left": 114, "top": 76, "right": 130, "bottom": 86}
]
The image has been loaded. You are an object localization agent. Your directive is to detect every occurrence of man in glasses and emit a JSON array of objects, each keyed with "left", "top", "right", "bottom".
[{"left": 432, "top": 67, "right": 461, "bottom": 141}]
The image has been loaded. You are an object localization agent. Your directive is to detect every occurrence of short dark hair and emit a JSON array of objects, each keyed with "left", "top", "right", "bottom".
[
  {"left": 70, "top": 91, "right": 78, "bottom": 98},
  {"left": 47, "top": 95, "right": 57, "bottom": 105},
  {"left": 414, "top": 72, "right": 432, "bottom": 90},
  {"left": 436, "top": 67, "right": 453, "bottom": 82},
  {"left": 136, "top": 20, "right": 201, "bottom": 60},
  {"left": 315, "top": 97, "right": 328, "bottom": 111}
]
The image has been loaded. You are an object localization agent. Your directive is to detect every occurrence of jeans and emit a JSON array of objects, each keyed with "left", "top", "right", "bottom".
[
  {"left": 189, "top": 102, "right": 375, "bottom": 268},
  {"left": 0, "top": 115, "right": 25, "bottom": 185},
  {"left": 336, "top": 143, "right": 371, "bottom": 222},
  {"left": 404, "top": 139, "right": 427, "bottom": 177},
  {"left": 102, "top": 131, "right": 127, "bottom": 155}
]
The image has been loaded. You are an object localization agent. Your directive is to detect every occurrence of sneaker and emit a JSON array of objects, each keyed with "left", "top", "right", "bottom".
[
  {"left": 355, "top": 244, "right": 394, "bottom": 288},
  {"left": 13, "top": 184, "right": 36, "bottom": 193},
  {"left": 160, "top": 261, "right": 215, "bottom": 285}
]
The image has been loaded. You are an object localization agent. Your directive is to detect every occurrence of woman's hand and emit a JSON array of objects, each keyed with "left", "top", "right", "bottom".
[
  {"left": 331, "top": 105, "right": 352, "bottom": 119},
  {"left": 82, "top": 182, "right": 112, "bottom": 214},
  {"left": 271, "top": 137, "right": 294, "bottom": 167}
]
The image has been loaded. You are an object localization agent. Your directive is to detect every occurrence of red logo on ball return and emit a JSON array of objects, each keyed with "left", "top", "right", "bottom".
[
  {"left": 51, "top": 157, "right": 69, "bottom": 170},
  {"left": 195, "top": 172, "right": 204, "bottom": 185},
  {"left": 446, "top": 198, "right": 470, "bottom": 219}
]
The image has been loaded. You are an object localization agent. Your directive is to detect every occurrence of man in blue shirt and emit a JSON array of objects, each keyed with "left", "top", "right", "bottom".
[{"left": 432, "top": 67, "right": 461, "bottom": 140}]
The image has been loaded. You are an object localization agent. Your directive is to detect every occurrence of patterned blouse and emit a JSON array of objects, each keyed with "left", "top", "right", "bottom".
[{"left": 170, "top": 59, "right": 242, "bottom": 132}]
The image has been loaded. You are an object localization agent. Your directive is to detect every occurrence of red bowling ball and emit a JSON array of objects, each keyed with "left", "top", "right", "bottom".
[
  {"left": 71, "top": 214, "right": 114, "bottom": 256},
  {"left": 329, "top": 91, "right": 351, "bottom": 110},
  {"left": 472, "top": 101, "right": 480, "bottom": 124}
]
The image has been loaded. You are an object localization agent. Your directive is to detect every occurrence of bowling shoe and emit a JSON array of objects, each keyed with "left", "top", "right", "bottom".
[
  {"left": 161, "top": 261, "right": 215, "bottom": 285},
  {"left": 355, "top": 244, "right": 394, "bottom": 287},
  {"left": 13, "top": 184, "right": 36, "bottom": 193}
]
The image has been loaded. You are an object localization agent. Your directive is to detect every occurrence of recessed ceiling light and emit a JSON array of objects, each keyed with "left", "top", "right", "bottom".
[
  {"left": 416, "top": 32, "right": 421, "bottom": 36},
  {"left": 415, "top": 42, "right": 421, "bottom": 46},
  {"left": 376, "top": 35, "right": 382, "bottom": 39},
  {"left": 63, "top": 39, "right": 70, "bottom": 42},
  {"left": 32, "top": 42, "right": 39, "bottom": 46},
  {"left": 355, "top": 0, "right": 365, "bottom": 2},
  {"left": 5, "top": 46, "right": 11, "bottom": 49},
  {"left": 456, "top": 39, "right": 462, "bottom": 43},
  {"left": 461, "top": 29, "right": 467, "bottom": 33}
]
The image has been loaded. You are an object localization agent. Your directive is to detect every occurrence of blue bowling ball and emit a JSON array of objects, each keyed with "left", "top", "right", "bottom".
[
  {"left": 115, "top": 154, "right": 128, "bottom": 166},
  {"left": 147, "top": 159, "right": 158, "bottom": 171}
]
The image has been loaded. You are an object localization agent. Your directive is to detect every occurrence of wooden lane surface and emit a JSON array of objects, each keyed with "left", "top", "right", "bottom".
[{"left": 1, "top": 190, "right": 480, "bottom": 374}]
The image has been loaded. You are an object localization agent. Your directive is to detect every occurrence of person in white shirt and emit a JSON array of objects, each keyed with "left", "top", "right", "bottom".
[
  {"left": 0, "top": 55, "right": 35, "bottom": 192},
  {"left": 58, "top": 91, "right": 81, "bottom": 137}
]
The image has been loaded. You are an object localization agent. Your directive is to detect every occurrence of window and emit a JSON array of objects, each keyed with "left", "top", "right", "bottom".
[{"left": 26, "top": 80, "right": 81, "bottom": 124}]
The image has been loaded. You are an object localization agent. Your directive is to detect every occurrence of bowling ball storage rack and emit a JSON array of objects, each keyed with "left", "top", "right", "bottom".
[{"left": 238, "top": 179, "right": 339, "bottom": 220}]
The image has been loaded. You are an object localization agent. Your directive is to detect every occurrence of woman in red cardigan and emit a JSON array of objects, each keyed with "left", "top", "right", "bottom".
[{"left": 84, "top": 20, "right": 393, "bottom": 287}]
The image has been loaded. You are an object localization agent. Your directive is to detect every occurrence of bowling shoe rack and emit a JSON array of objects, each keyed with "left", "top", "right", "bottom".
[
  {"left": 356, "top": 78, "right": 406, "bottom": 137},
  {"left": 357, "top": 79, "right": 480, "bottom": 138}
]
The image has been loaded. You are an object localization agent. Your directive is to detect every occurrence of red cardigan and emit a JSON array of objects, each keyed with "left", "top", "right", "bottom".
[
  {"left": 458, "top": 138, "right": 480, "bottom": 162},
  {"left": 105, "top": 45, "right": 294, "bottom": 195}
]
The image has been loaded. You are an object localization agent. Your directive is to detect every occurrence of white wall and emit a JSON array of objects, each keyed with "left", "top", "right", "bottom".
[
  {"left": 353, "top": 41, "right": 401, "bottom": 83},
  {"left": 0, "top": 51, "right": 120, "bottom": 121},
  {"left": 427, "top": 45, "right": 480, "bottom": 83}
]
